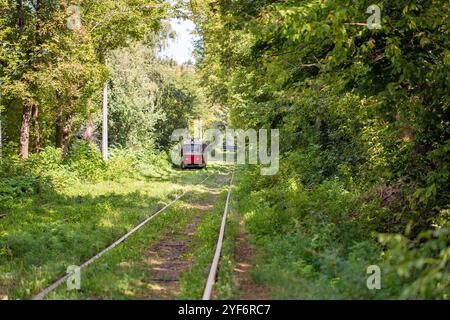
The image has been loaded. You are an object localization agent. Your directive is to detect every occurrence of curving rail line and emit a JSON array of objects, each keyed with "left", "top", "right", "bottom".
[{"left": 32, "top": 173, "right": 214, "bottom": 300}]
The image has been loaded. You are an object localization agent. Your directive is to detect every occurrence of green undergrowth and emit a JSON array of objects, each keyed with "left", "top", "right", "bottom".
[
  {"left": 0, "top": 151, "right": 226, "bottom": 299},
  {"left": 235, "top": 166, "right": 449, "bottom": 300},
  {"left": 0, "top": 143, "right": 173, "bottom": 212}
]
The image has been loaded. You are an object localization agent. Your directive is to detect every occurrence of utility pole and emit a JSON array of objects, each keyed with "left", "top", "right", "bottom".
[
  {"left": 102, "top": 82, "right": 108, "bottom": 161},
  {"left": 194, "top": 118, "right": 203, "bottom": 140}
]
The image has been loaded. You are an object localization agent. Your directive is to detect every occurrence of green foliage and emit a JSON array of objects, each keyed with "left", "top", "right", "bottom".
[
  {"left": 65, "top": 142, "right": 106, "bottom": 182},
  {"left": 0, "top": 176, "right": 40, "bottom": 210},
  {"left": 381, "top": 228, "right": 450, "bottom": 299},
  {"left": 107, "top": 35, "right": 200, "bottom": 151},
  {"left": 192, "top": 0, "right": 449, "bottom": 299},
  {"left": 0, "top": 169, "right": 209, "bottom": 299},
  {"left": 236, "top": 167, "right": 373, "bottom": 299},
  {"left": 0, "top": 0, "right": 168, "bottom": 157}
]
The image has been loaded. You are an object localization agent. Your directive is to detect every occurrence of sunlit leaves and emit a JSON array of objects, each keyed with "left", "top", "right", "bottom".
[{"left": 192, "top": 0, "right": 449, "bottom": 299}]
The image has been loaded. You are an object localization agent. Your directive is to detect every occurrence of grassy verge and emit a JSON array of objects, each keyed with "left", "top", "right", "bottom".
[
  {"left": 0, "top": 166, "right": 225, "bottom": 299},
  {"left": 234, "top": 165, "right": 387, "bottom": 300}
]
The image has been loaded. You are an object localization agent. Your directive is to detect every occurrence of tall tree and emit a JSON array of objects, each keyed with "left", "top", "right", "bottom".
[{"left": 0, "top": 0, "right": 169, "bottom": 157}]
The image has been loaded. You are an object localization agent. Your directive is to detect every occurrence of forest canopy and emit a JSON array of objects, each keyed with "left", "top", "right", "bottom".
[
  {"left": 0, "top": 0, "right": 207, "bottom": 157},
  {"left": 190, "top": 0, "right": 449, "bottom": 299}
]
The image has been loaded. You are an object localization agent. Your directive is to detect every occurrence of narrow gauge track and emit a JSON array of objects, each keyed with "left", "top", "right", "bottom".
[
  {"left": 32, "top": 170, "right": 236, "bottom": 300},
  {"left": 32, "top": 173, "right": 215, "bottom": 300}
]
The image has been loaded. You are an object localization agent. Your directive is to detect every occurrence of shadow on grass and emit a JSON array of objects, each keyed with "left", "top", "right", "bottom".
[{"left": 0, "top": 171, "right": 221, "bottom": 299}]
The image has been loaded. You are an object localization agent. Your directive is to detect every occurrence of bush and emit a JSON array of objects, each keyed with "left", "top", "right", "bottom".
[
  {"left": 0, "top": 142, "right": 172, "bottom": 206},
  {"left": 0, "top": 176, "right": 41, "bottom": 210},
  {"left": 236, "top": 160, "right": 449, "bottom": 299},
  {"left": 65, "top": 142, "right": 105, "bottom": 182},
  {"left": 381, "top": 228, "right": 450, "bottom": 300}
]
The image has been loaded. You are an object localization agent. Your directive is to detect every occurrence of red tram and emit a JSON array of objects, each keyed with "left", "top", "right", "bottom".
[{"left": 181, "top": 139, "right": 208, "bottom": 169}]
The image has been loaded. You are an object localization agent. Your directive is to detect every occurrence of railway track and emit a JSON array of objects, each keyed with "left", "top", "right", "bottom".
[
  {"left": 32, "top": 170, "right": 235, "bottom": 300},
  {"left": 202, "top": 171, "right": 234, "bottom": 300}
]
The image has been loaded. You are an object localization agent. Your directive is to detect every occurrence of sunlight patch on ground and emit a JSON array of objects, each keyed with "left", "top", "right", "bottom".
[
  {"left": 98, "top": 218, "right": 113, "bottom": 228},
  {"left": 116, "top": 261, "right": 131, "bottom": 269},
  {"left": 244, "top": 211, "right": 256, "bottom": 221},
  {"left": 147, "top": 283, "right": 163, "bottom": 291},
  {"left": 123, "top": 290, "right": 135, "bottom": 297}
]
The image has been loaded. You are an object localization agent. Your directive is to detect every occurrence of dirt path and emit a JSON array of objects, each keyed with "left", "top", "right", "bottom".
[
  {"left": 234, "top": 220, "right": 271, "bottom": 300},
  {"left": 144, "top": 175, "right": 226, "bottom": 299}
]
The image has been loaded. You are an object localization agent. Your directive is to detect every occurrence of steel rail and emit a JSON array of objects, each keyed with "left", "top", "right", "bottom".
[
  {"left": 202, "top": 171, "right": 235, "bottom": 300},
  {"left": 32, "top": 173, "right": 214, "bottom": 300}
]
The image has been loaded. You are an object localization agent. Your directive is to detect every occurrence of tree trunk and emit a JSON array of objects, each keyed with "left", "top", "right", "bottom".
[
  {"left": 16, "top": 0, "right": 24, "bottom": 29},
  {"left": 19, "top": 105, "right": 32, "bottom": 158},
  {"left": 32, "top": 105, "right": 41, "bottom": 153},
  {"left": 82, "top": 118, "right": 95, "bottom": 141},
  {"left": 60, "top": 113, "right": 74, "bottom": 156},
  {"left": 55, "top": 109, "right": 74, "bottom": 157}
]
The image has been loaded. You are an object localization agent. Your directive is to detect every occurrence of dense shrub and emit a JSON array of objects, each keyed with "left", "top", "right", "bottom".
[
  {"left": 0, "top": 176, "right": 41, "bottom": 211},
  {"left": 381, "top": 228, "right": 450, "bottom": 299},
  {"left": 0, "top": 142, "right": 171, "bottom": 212},
  {"left": 65, "top": 142, "right": 106, "bottom": 182},
  {"left": 193, "top": 0, "right": 449, "bottom": 300},
  {"left": 236, "top": 159, "right": 449, "bottom": 299}
]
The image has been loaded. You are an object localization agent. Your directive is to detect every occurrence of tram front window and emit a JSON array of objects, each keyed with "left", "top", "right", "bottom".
[{"left": 183, "top": 144, "right": 203, "bottom": 154}]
